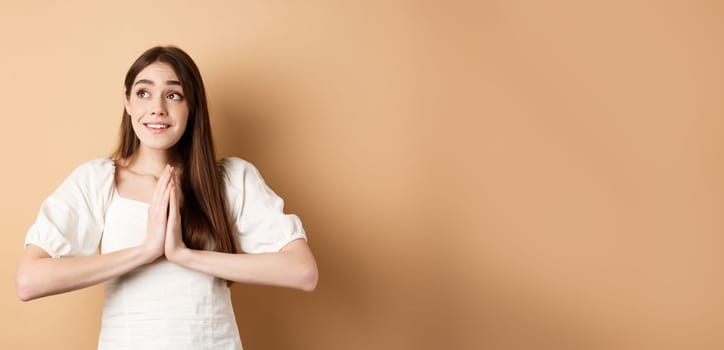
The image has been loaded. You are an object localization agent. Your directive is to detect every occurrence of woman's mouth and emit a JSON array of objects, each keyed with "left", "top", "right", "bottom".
[{"left": 144, "top": 123, "right": 171, "bottom": 133}]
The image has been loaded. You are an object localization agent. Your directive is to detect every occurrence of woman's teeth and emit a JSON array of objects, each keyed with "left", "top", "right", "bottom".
[{"left": 146, "top": 124, "right": 170, "bottom": 129}]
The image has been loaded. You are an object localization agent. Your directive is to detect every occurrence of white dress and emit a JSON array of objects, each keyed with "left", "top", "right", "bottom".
[{"left": 24, "top": 157, "right": 307, "bottom": 349}]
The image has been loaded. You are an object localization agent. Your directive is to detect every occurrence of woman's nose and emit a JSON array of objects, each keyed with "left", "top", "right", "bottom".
[{"left": 150, "top": 97, "right": 167, "bottom": 116}]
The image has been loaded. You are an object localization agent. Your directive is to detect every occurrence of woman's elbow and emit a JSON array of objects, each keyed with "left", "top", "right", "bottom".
[
  {"left": 300, "top": 264, "right": 318, "bottom": 292},
  {"left": 15, "top": 271, "right": 38, "bottom": 302},
  {"left": 282, "top": 240, "right": 318, "bottom": 291},
  {"left": 291, "top": 255, "right": 317, "bottom": 292}
]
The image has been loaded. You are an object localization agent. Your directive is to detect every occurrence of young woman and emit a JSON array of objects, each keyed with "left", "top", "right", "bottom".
[{"left": 16, "top": 46, "right": 318, "bottom": 349}]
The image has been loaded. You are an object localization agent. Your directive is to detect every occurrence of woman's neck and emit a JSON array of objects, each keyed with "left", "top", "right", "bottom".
[{"left": 125, "top": 145, "right": 177, "bottom": 177}]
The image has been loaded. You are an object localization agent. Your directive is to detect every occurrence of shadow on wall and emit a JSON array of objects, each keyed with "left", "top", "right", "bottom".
[
  {"left": 207, "top": 61, "right": 624, "bottom": 349},
  {"left": 209, "top": 59, "right": 374, "bottom": 348}
]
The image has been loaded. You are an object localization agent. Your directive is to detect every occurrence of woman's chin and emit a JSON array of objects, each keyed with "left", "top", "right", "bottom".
[{"left": 138, "top": 140, "right": 178, "bottom": 153}]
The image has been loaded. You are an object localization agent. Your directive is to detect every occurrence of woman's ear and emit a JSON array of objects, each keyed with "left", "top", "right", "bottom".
[{"left": 123, "top": 91, "right": 130, "bottom": 116}]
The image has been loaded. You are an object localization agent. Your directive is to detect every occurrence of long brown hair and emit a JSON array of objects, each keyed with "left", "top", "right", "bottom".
[{"left": 113, "top": 46, "right": 239, "bottom": 256}]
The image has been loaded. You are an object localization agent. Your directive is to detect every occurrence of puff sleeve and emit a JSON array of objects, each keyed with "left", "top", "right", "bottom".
[
  {"left": 222, "top": 157, "right": 307, "bottom": 254},
  {"left": 24, "top": 159, "right": 116, "bottom": 258}
]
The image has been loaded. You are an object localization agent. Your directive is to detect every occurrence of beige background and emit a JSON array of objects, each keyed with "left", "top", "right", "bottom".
[{"left": 2, "top": 1, "right": 724, "bottom": 349}]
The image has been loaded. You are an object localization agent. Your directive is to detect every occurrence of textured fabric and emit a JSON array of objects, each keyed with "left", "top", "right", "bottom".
[
  {"left": 24, "top": 159, "right": 116, "bottom": 258},
  {"left": 222, "top": 157, "right": 307, "bottom": 254},
  {"left": 24, "top": 157, "right": 307, "bottom": 349}
]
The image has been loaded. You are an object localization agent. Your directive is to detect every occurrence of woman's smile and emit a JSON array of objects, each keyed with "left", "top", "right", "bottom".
[{"left": 143, "top": 122, "right": 172, "bottom": 133}]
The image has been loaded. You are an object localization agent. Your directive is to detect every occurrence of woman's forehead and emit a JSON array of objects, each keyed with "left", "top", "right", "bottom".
[{"left": 134, "top": 62, "right": 181, "bottom": 85}]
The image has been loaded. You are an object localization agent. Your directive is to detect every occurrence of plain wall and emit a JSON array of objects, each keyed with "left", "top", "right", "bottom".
[{"left": 2, "top": 1, "right": 724, "bottom": 349}]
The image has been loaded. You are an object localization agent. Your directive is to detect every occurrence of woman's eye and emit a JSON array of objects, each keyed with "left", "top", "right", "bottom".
[
  {"left": 168, "top": 93, "right": 184, "bottom": 101},
  {"left": 136, "top": 90, "right": 149, "bottom": 98}
]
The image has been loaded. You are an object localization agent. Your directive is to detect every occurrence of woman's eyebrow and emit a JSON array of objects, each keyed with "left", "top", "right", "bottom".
[{"left": 133, "top": 79, "right": 182, "bottom": 86}]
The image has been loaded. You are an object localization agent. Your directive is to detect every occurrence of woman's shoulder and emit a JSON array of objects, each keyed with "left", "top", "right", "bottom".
[
  {"left": 219, "top": 157, "right": 265, "bottom": 191},
  {"left": 60, "top": 158, "right": 116, "bottom": 192},
  {"left": 69, "top": 158, "right": 116, "bottom": 179},
  {"left": 220, "top": 157, "right": 254, "bottom": 173},
  {"left": 219, "top": 156, "right": 253, "bottom": 177}
]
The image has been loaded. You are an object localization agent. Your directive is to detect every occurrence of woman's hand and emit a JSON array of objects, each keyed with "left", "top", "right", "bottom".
[
  {"left": 143, "top": 164, "right": 173, "bottom": 262},
  {"left": 165, "top": 170, "right": 188, "bottom": 262}
]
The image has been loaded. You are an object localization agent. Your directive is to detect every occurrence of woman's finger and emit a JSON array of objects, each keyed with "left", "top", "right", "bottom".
[
  {"left": 158, "top": 169, "right": 173, "bottom": 212},
  {"left": 150, "top": 164, "right": 171, "bottom": 205},
  {"left": 169, "top": 181, "right": 179, "bottom": 222}
]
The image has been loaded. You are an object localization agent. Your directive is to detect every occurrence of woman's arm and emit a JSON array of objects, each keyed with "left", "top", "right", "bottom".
[
  {"left": 17, "top": 164, "right": 175, "bottom": 301},
  {"left": 164, "top": 182, "right": 318, "bottom": 291},
  {"left": 170, "top": 239, "right": 318, "bottom": 291},
  {"left": 16, "top": 244, "right": 158, "bottom": 302}
]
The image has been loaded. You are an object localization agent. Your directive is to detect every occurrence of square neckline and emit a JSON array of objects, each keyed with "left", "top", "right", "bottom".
[{"left": 109, "top": 158, "right": 151, "bottom": 207}]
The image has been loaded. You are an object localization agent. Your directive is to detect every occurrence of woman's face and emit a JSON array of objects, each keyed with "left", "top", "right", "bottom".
[{"left": 124, "top": 61, "right": 189, "bottom": 153}]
